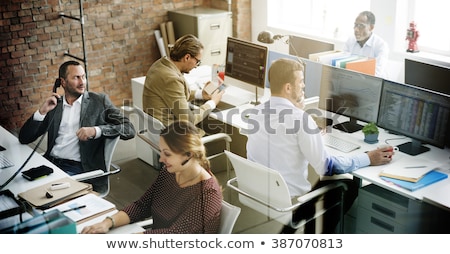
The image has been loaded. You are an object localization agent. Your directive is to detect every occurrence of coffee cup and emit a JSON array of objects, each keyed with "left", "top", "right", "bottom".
[
  {"left": 378, "top": 144, "right": 399, "bottom": 158},
  {"left": 378, "top": 144, "right": 399, "bottom": 152}
]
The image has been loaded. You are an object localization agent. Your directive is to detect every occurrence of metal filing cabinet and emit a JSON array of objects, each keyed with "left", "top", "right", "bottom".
[
  {"left": 168, "top": 7, "right": 232, "bottom": 66},
  {"left": 356, "top": 184, "right": 424, "bottom": 233}
]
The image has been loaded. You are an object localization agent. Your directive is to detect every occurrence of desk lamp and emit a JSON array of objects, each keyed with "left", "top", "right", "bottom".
[{"left": 257, "top": 31, "right": 289, "bottom": 44}]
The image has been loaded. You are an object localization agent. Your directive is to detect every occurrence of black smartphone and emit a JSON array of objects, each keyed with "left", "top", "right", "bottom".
[
  {"left": 22, "top": 165, "right": 54, "bottom": 181},
  {"left": 53, "top": 78, "right": 62, "bottom": 103}
]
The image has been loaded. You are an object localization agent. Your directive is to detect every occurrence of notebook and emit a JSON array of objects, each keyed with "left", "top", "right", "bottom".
[
  {"left": 18, "top": 177, "right": 91, "bottom": 209},
  {"left": 380, "top": 170, "right": 448, "bottom": 191},
  {"left": 379, "top": 158, "right": 439, "bottom": 182}
]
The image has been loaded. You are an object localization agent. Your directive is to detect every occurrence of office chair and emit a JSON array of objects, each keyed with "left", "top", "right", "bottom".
[
  {"left": 135, "top": 107, "right": 232, "bottom": 178},
  {"left": 135, "top": 200, "right": 240, "bottom": 234},
  {"left": 72, "top": 136, "right": 121, "bottom": 197},
  {"left": 225, "top": 150, "right": 348, "bottom": 233},
  {"left": 219, "top": 200, "right": 241, "bottom": 234}
]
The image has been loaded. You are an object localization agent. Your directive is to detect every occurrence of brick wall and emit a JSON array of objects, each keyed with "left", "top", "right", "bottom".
[{"left": 0, "top": 0, "right": 251, "bottom": 132}]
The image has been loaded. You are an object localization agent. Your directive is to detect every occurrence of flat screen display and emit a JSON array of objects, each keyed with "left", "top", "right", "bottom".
[
  {"left": 225, "top": 37, "right": 268, "bottom": 89},
  {"left": 377, "top": 80, "right": 450, "bottom": 155},
  {"left": 318, "top": 65, "right": 384, "bottom": 133}
]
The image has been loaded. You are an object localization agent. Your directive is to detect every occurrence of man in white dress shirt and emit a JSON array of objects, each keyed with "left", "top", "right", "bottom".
[
  {"left": 344, "top": 11, "right": 389, "bottom": 78},
  {"left": 245, "top": 58, "right": 394, "bottom": 233}
]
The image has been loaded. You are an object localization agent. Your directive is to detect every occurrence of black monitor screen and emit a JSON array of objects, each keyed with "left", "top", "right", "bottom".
[
  {"left": 404, "top": 58, "right": 450, "bottom": 95},
  {"left": 225, "top": 37, "right": 268, "bottom": 89},
  {"left": 378, "top": 80, "right": 450, "bottom": 155},
  {"left": 318, "top": 65, "right": 384, "bottom": 133}
]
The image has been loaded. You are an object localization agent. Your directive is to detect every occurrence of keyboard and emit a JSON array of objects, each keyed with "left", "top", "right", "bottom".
[
  {"left": 323, "top": 134, "right": 361, "bottom": 153},
  {"left": 0, "top": 153, "right": 14, "bottom": 169}
]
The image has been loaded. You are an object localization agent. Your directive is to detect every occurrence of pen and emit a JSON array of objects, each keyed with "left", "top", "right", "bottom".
[
  {"left": 404, "top": 166, "right": 426, "bottom": 168},
  {"left": 61, "top": 205, "right": 86, "bottom": 213}
]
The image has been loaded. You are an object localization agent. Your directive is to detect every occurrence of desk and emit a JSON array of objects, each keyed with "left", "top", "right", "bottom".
[
  {"left": 0, "top": 126, "right": 68, "bottom": 196},
  {"left": 0, "top": 126, "right": 129, "bottom": 234}
]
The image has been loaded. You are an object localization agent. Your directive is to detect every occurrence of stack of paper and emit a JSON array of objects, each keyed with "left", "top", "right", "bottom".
[
  {"left": 381, "top": 171, "right": 448, "bottom": 192},
  {"left": 379, "top": 157, "right": 441, "bottom": 182},
  {"left": 379, "top": 158, "right": 448, "bottom": 191},
  {"left": 45, "top": 193, "right": 116, "bottom": 223}
]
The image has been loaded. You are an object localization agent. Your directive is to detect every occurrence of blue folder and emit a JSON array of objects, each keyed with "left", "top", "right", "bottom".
[{"left": 380, "top": 170, "right": 448, "bottom": 191}]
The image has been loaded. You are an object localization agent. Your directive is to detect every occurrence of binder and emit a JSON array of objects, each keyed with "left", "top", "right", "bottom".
[
  {"left": 335, "top": 55, "right": 361, "bottom": 68},
  {"left": 380, "top": 170, "right": 448, "bottom": 191},
  {"left": 345, "top": 58, "right": 376, "bottom": 75},
  {"left": 308, "top": 50, "right": 340, "bottom": 62},
  {"left": 309, "top": 51, "right": 349, "bottom": 65}
]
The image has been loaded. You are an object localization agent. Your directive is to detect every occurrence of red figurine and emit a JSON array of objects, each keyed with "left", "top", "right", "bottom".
[{"left": 406, "top": 21, "right": 419, "bottom": 53}]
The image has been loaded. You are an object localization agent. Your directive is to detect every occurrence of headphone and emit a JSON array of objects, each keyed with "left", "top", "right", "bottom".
[{"left": 181, "top": 152, "right": 191, "bottom": 166}]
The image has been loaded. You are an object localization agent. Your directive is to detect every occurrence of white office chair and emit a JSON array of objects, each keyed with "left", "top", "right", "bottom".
[
  {"left": 225, "top": 150, "right": 347, "bottom": 233},
  {"left": 135, "top": 107, "right": 232, "bottom": 177},
  {"left": 135, "top": 200, "right": 240, "bottom": 234},
  {"left": 219, "top": 200, "right": 241, "bottom": 234},
  {"left": 72, "top": 136, "right": 121, "bottom": 197}
]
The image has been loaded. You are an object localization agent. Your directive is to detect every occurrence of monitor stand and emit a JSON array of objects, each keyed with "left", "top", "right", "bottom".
[
  {"left": 332, "top": 118, "right": 363, "bottom": 133},
  {"left": 250, "top": 86, "right": 261, "bottom": 105},
  {"left": 398, "top": 139, "right": 430, "bottom": 156}
]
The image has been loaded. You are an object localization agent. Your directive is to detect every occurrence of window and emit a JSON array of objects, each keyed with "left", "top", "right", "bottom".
[
  {"left": 266, "top": 0, "right": 450, "bottom": 57},
  {"left": 267, "top": 0, "right": 370, "bottom": 40},
  {"left": 410, "top": 0, "right": 450, "bottom": 54}
]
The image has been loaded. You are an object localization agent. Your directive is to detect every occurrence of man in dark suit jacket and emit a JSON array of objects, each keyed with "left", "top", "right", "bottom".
[{"left": 19, "top": 61, "right": 135, "bottom": 193}]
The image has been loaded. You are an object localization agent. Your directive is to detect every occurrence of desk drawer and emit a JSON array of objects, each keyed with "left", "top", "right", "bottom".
[
  {"left": 359, "top": 184, "right": 421, "bottom": 224},
  {"left": 356, "top": 207, "right": 406, "bottom": 233},
  {"left": 356, "top": 184, "right": 424, "bottom": 233}
]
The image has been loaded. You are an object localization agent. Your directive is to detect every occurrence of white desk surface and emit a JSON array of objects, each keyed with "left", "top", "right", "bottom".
[{"left": 0, "top": 126, "right": 68, "bottom": 196}]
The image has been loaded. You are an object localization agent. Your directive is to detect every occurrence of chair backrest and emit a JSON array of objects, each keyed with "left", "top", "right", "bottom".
[
  {"left": 224, "top": 150, "right": 293, "bottom": 225},
  {"left": 100, "top": 136, "right": 121, "bottom": 197},
  {"left": 219, "top": 200, "right": 241, "bottom": 234},
  {"left": 135, "top": 107, "right": 165, "bottom": 152},
  {"left": 72, "top": 136, "right": 121, "bottom": 198},
  {"left": 104, "top": 136, "right": 120, "bottom": 172}
]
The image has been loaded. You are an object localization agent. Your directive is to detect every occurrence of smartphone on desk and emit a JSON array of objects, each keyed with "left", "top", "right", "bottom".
[{"left": 22, "top": 165, "right": 53, "bottom": 181}]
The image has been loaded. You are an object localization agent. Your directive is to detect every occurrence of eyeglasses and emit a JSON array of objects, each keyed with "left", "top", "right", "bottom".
[
  {"left": 191, "top": 55, "right": 202, "bottom": 66},
  {"left": 354, "top": 23, "right": 368, "bottom": 29}
]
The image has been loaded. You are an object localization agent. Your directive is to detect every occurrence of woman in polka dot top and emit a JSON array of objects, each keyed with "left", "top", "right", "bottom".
[{"left": 82, "top": 121, "right": 223, "bottom": 234}]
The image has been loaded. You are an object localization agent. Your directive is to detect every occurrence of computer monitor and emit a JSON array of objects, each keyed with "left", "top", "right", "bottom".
[
  {"left": 404, "top": 58, "right": 450, "bottom": 95},
  {"left": 377, "top": 80, "right": 450, "bottom": 155},
  {"left": 224, "top": 37, "right": 268, "bottom": 105},
  {"left": 289, "top": 35, "right": 334, "bottom": 59},
  {"left": 318, "top": 65, "right": 384, "bottom": 133},
  {"left": 265, "top": 50, "right": 323, "bottom": 98}
]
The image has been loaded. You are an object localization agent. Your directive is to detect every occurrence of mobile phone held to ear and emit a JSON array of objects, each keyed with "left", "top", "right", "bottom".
[
  {"left": 53, "top": 78, "right": 62, "bottom": 103},
  {"left": 22, "top": 165, "right": 54, "bottom": 181}
]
